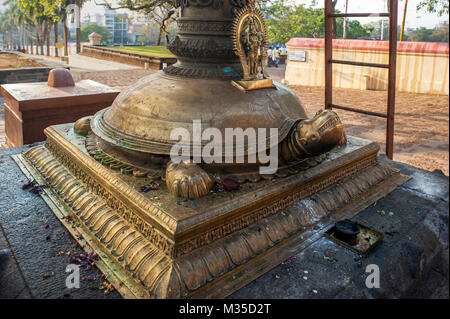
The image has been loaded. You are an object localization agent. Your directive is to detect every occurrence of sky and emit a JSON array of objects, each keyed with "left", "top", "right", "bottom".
[
  {"left": 1, "top": 0, "right": 448, "bottom": 29},
  {"left": 82, "top": 0, "right": 130, "bottom": 15},
  {"left": 296, "top": 0, "right": 448, "bottom": 29},
  {"left": 84, "top": 0, "right": 449, "bottom": 29}
]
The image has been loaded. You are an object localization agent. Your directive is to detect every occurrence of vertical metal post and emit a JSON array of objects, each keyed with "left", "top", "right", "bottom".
[
  {"left": 63, "top": 16, "right": 68, "bottom": 57},
  {"left": 400, "top": 0, "right": 408, "bottom": 41},
  {"left": 386, "top": 0, "right": 398, "bottom": 159},
  {"left": 324, "top": 0, "right": 333, "bottom": 110}
]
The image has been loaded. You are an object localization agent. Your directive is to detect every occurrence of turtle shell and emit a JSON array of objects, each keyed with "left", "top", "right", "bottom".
[{"left": 91, "top": 71, "right": 309, "bottom": 158}]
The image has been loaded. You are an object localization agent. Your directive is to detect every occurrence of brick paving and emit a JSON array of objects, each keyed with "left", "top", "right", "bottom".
[
  {"left": 0, "top": 97, "right": 4, "bottom": 147},
  {"left": 70, "top": 69, "right": 156, "bottom": 90}
]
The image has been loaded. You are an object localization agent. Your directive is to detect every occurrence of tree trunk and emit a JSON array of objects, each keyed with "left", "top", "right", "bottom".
[
  {"left": 63, "top": 16, "right": 68, "bottom": 56},
  {"left": 19, "top": 25, "right": 23, "bottom": 49},
  {"left": 22, "top": 26, "right": 26, "bottom": 49},
  {"left": 45, "top": 19, "right": 50, "bottom": 56},
  {"left": 29, "top": 30, "right": 33, "bottom": 54},
  {"left": 36, "top": 26, "right": 40, "bottom": 55},
  {"left": 332, "top": 0, "right": 338, "bottom": 38},
  {"left": 157, "top": 27, "right": 163, "bottom": 46},
  {"left": 76, "top": 27, "right": 81, "bottom": 53},
  {"left": 39, "top": 25, "right": 44, "bottom": 55},
  {"left": 343, "top": 0, "right": 348, "bottom": 39},
  {"left": 75, "top": 0, "right": 81, "bottom": 53},
  {"left": 54, "top": 22, "right": 59, "bottom": 57}
]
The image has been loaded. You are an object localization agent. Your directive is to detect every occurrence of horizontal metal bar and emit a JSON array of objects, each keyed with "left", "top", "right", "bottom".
[
  {"left": 327, "top": 13, "right": 390, "bottom": 18},
  {"left": 330, "top": 104, "right": 388, "bottom": 118},
  {"left": 330, "top": 59, "right": 390, "bottom": 69}
]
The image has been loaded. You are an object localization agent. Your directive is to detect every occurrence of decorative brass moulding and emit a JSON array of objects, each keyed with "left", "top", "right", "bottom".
[{"left": 13, "top": 0, "right": 409, "bottom": 298}]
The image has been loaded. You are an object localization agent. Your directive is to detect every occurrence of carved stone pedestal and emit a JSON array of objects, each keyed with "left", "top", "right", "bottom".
[
  {"left": 13, "top": 122, "right": 408, "bottom": 298},
  {"left": 0, "top": 80, "right": 119, "bottom": 147}
]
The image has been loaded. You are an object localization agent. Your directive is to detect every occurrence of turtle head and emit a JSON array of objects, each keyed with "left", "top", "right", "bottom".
[{"left": 296, "top": 109, "right": 344, "bottom": 156}]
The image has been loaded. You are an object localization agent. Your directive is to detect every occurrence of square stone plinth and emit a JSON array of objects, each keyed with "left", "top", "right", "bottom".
[
  {"left": 0, "top": 80, "right": 119, "bottom": 147},
  {"left": 13, "top": 123, "right": 409, "bottom": 298}
]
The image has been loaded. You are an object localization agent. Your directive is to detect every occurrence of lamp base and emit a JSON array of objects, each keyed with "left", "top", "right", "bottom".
[{"left": 13, "top": 123, "right": 409, "bottom": 298}]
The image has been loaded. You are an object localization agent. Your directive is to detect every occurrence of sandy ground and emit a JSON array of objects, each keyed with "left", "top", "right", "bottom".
[
  {"left": 291, "top": 86, "right": 449, "bottom": 176},
  {"left": 0, "top": 53, "right": 43, "bottom": 69}
]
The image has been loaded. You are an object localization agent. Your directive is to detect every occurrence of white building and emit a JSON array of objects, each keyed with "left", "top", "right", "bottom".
[{"left": 81, "top": 2, "right": 130, "bottom": 45}]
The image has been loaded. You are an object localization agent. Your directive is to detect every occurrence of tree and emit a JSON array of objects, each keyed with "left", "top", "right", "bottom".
[
  {"left": 54, "top": 0, "right": 77, "bottom": 56},
  {"left": 429, "top": 22, "right": 449, "bottom": 42},
  {"left": 364, "top": 20, "right": 390, "bottom": 40},
  {"left": 17, "top": 0, "right": 47, "bottom": 54},
  {"left": 136, "top": 23, "right": 157, "bottom": 44},
  {"left": 80, "top": 22, "right": 111, "bottom": 43},
  {"left": 1, "top": 0, "right": 26, "bottom": 49},
  {"left": 417, "top": 0, "right": 449, "bottom": 16},
  {"left": 0, "top": 5, "right": 18, "bottom": 49},
  {"left": 262, "top": 0, "right": 325, "bottom": 43},
  {"left": 99, "top": 0, "right": 177, "bottom": 45},
  {"left": 408, "top": 23, "right": 449, "bottom": 42},
  {"left": 38, "top": 0, "right": 67, "bottom": 56},
  {"left": 43, "top": 0, "right": 88, "bottom": 55},
  {"left": 335, "top": 19, "right": 371, "bottom": 39},
  {"left": 408, "top": 27, "right": 434, "bottom": 41},
  {"left": 261, "top": 0, "right": 374, "bottom": 43},
  {"left": 145, "top": 3, "right": 176, "bottom": 45}
]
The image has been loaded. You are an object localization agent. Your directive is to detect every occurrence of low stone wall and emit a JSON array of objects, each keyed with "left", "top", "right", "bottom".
[
  {"left": 285, "top": 38, "right": 449, "bottom": 95},
  {"left": 0, "top": 66, "right": 70, "bottom": 85},
  {"left": 82, "top": 45, "right": 177, "bottom": 70}
]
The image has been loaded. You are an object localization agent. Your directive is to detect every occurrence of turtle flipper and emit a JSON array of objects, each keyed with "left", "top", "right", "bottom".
[{"left": 166, "top": 161, "right": 214, "bottom": 199}]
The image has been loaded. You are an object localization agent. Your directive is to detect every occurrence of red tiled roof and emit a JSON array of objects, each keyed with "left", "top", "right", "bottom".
[{"left": 88, "top": 32, "right": 102, "bottom": 38}]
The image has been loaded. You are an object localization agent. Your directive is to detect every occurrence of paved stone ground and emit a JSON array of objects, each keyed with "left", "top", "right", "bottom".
[
  {"left": 0, "top": 144, "right": 121, "bottom": 299},
  {"left": 230, "top": 159, "right": 449, "bottom": 299},
  {"left": 0, "top": 97, "right": 3, "bottom": 147},
  {"left": 20, "top": 52, "right": 140, "bottom": 72},
  {"left": 0, "top": 143, "right": 448, "bottom": 299},
  {"left": 0, "top": 222, "right": 32, "bottom": 298},
  {"left": 70, "top": 69, "right": 157, "bottom": 90}
]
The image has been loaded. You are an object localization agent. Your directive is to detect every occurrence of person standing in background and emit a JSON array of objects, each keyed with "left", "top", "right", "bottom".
[
  {"left": 272, "top": 47, "right": 280, "bottom": 68},
  {"left": 267, "top": 47, "right": 273, "bottom": 67}
]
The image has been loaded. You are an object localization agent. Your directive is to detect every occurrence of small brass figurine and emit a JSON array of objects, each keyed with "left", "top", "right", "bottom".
[
  {"left": 243, "top": 18, "right": 264, "bottom": 79},
  {"left": 231, "top": 0, "right": 273, "bottom": 91}
]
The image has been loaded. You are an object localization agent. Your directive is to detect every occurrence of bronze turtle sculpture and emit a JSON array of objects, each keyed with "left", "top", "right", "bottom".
[
  {"left": 74, "top": 0, "right": 346, "bottom": 199},
  {"left": 76, "top": 72, "right": 345, "bottom": 199}
]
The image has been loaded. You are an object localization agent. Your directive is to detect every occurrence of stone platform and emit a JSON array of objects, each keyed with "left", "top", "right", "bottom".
[
  {"left": 0, "top": 141, "right": 448, "bottom": 298},
  {"left": 10, "top": 119, "right": 413, "bottom": 298}
]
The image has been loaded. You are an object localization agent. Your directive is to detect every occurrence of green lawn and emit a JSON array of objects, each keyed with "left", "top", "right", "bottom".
[{"left": 105, "top": 45, "right": 174, "bottom": 58}]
